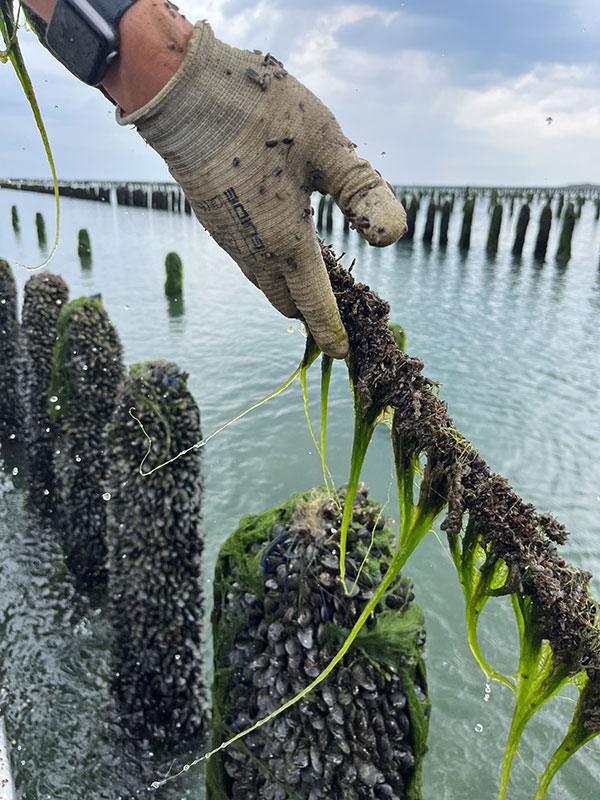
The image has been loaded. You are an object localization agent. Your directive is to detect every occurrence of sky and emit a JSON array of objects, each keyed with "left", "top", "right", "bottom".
[{"left": 0, "top": 0, "right": 599, "bottom": 186}]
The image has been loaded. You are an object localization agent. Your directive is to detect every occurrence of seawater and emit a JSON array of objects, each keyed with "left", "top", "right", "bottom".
[{"left": 1, "top": 187, "right": 599, "bottom": 800}]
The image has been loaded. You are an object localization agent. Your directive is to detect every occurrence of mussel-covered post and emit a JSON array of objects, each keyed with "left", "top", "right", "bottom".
[
  {"left": 49, "top": 297, "right": 124, "bottom": 589},
  {"left": 511, "top": 203, "right": 530, "bottom": 257},
  {"left": 533, "top": 202, "right": 552, "bottom": 261},
  {"left": 209, "top": 487, "right": 430, "bottom": 800},
  {"left": 486, "top": 202, "right": 503, "bottom": 254},
  {"left": 11, "top": 205, "right": 19, "bottom": 231},
  {"left": 555, "top": 202, "right": 576, "bottom": 264},
  {"left": 20, "top": 272, "right": 69, "bottom": 508},
  {"left": 0, "top": 259, "right": 22, "bottom": 439},
  {"left": 164, "top": 252, "right": 184, "bottom": 298},
  {"left": 105, "top": 361, "right": 209, "bottom": 747},
  {"left": 458, "top": 197, "right": 475, "bottom": 250},
  {"left": 35, "top": 212, "right": 46, "bottom": 246},
  {"left": 78, "top": 228, "right": 92, "bottom": 257}
]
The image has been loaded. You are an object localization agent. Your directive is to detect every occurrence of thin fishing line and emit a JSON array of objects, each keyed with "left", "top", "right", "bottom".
[{"left": 131, "top": 364, "right": 302, "bottom": 476}]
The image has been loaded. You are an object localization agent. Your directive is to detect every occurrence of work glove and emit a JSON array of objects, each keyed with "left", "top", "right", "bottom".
[{"left": 117, "top": 21, "right": 407, "bottom": 359}]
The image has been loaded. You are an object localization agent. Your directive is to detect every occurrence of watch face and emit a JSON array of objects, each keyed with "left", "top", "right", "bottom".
[{"left": 46, "top": 0, "right": 118, "bottom": 85}]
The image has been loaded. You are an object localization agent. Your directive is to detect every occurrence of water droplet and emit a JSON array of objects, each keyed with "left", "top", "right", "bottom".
[
  {"left": 483, "top": 681, "right": 491, "bottom": 702},
  {"left": 122, "top": 553, "right": 127, "bottom": 558},
  {"left": 545, "top": 116, "right": 553, "bottom": 126},
  {"left": 174, "top": 653, "right": 181, "bottom": 661},
  {"left": 49, "top": 395, "right": 58, "bottom": 403},
  {"left": 43, "top": 489, "right": 50, "bottom": 496},
  {"left": 474, "top": 723, "right": 483, "bottom": 733},
  {"left": 45, "top": 427, "right": 50, "bottom": 433},
  {"left": 183, "top": 765, "right": 190, "bottom": 772},
  {"left": 0, "top": 299, "right": 5, "bottom": 305},
  {"left": 287, "top": 326, "right": 295, "bottom": 333},
  {"left": 102, "top": 492, "right": 112, "bottom": 501},
  {"left": 56, "top": 299, "right": 62, "bottom": 305},
  {"left": 12, "top": 467, "right": 18, "bottom": 476},
  {"left": 124, "top": 305, "right": 129, "bottom": 310},
  {"left": 151, "top": 782, "right": 161, "bottom": 790},
  {"left": 54, "top": 404, "right": 61, "bottom": 411},
  {"left": 380, "top": 151, "right": 387, "bottom": 157},
  {"left": 9, "top": 433, "right": 15, "bottom": 440},
  {"left": 75, "top": 455, "right": 82, "bottom": 463}
]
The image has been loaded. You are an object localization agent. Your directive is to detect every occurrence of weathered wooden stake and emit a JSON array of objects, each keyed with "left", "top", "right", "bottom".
[
  {"left": 533, "top": 203, "right": 553, "bottom": 261},
  {"left": 439, "top": 201, "right": 451, "bottom": 247},
  {"left": 459, "top": 197, "right": 475, "bottom": 250},
  {"left": 556, "top": 202, "right": 576, "bottom": 264},
  {"left": 422, "top": 199, "right": 436, "bottom": 245},
  {"left": 405, "top": 195, "right": 418, "bottom": 241},
  {"left": 486, "top": 202, "right": 503, "bottom": 254},
  {"left": 511, "top": 204, "right": 530, "bottom": 257},
  {"left": 35, "top": 212, "right": 46, "bottom": 245}
]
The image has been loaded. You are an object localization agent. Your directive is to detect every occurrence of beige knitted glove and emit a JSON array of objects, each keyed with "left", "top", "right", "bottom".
[{"left": 117, "top": 21, "right": 407, "bottom": 358}]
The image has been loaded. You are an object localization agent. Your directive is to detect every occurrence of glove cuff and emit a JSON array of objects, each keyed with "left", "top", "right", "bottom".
[{"left": 116, "top": 21, "right": 263, "bottom": 173}]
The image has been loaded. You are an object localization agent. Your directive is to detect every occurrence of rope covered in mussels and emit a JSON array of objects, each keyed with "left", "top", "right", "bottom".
[
  {"left": 0, "top": 259, "right": 22, "bottom": 439},
  {"left": 106, "top": 361, "right": 209, "bottom": 749},
  {"left": 20, "top": 271, "right": 69, "bottom": 510},
  {"left": 50, "top": 296, "right": 124, "bottom": 589},
  {"left": 210, "top": 487, "right": 429, "bottom": 800}
]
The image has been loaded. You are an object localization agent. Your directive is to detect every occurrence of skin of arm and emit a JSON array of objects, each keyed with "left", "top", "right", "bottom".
[{"left": 24, "top": 0, "right": 193, "bottom": 113}]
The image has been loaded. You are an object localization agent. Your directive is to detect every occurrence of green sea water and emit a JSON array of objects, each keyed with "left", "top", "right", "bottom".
[{"left": 1, "top": 187, "right": 599, "bottom": 799}]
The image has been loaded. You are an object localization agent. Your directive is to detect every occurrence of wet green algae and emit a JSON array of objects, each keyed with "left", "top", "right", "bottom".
[{"left": 318, "top": 244, "right": 600, "bottom": 798}]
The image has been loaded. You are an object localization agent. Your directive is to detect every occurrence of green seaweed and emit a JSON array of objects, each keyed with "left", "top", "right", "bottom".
[
  {"left": 533, "top": 672, "right": 600, "bottom": 799},
  {"left": 48, "top": 296, "right": 103, "bottom": 423},
  {"left": 1, "top": 0, "right": 60, "bottom": 267},
  {"left": 497, "top": 594, "right": 581, "bottom": 800}
]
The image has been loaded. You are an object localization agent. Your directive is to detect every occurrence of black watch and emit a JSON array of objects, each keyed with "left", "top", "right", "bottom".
[{"left": 45, "top": 0, "right": 138, "bottom": 86}]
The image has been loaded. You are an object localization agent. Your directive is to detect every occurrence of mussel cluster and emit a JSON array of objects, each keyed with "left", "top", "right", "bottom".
[
  {"left": 210, "top": 487, "right": 429, "bottom": 800},
  {"left": 0, "top": 258, "right": 21, "bottom": 438},
  {"left": 51, "top": 297, "right": 125, "bottom": 588},
  {"left": 20, "top": 271, "right": 69, "bottom": 507},
  {"left": 105, "top": 361, "right": 209, "bottom": 747}
]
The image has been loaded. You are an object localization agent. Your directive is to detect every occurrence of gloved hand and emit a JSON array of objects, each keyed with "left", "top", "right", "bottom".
[{"left": 117, "top": 21, "right": 407, "bottom": 359}]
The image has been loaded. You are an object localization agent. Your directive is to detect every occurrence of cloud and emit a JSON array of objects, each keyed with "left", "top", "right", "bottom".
[
  {"left": 454, "top": 62, "right": 600, "bottom": 142},
  {"left": 1, "top": 0, "right": 598, "bottom": 185}
]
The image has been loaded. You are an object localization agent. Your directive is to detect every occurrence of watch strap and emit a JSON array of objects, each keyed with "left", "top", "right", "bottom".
[{"left": 85, "top": 0, "right": 137, "bottom": 34}]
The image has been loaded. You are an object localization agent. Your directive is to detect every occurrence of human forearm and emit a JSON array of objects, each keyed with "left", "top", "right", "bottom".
[{"left": 25, "top": 0, "right": 193, "bottom": 112}]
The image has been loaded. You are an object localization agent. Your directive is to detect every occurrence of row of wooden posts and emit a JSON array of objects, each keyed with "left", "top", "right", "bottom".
[
  {"left": 1, "top": 179, "right": 190, "bottom": 213},
  {"left": 317, "top": 187, "right": 597, "bottom": 263},
  {"left": 4, "top": 179, "right": 598, "bottom": 264}
]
